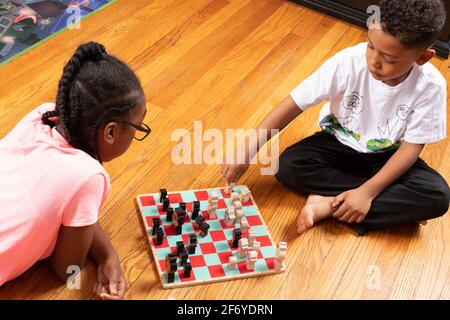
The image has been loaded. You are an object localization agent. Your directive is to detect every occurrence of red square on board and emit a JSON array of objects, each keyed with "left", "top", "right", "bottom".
[
  {"left": 159, "top": 259, "right": 166, "bottom": 271},
  {"left": 256, "top": 235, "right": 272, "bottom": 247},
  {"left": 208, "top": 265, "right": 225, "bottom": 278},
  {"left": 186, "top": 202, "right": 193, "bottom": 212},
  {"left": 246, "top": 215, "right": 262, "bottom": 227},
  {"left": 140, "top": 195, "right": 155, "bottom": 206},
  {"left": 157, "top": 204, "right": 164, "bottom": 214},
  {"left": 164, "top": 225, "right": 177, "bottom": 236},
  {"left": 257, "top": 250, "right": 263, "bottom": 259},
  {"left": 152, "top": 237, "right": 169, "bottom": 248},
  {"left": 242, "top": 197, "right": 253, "bottom": 206},
  {"left": 237, "top": 261, "right": 250, "bottom": 274},
  {"left": 189, "top": 255, "right": 206, "bottom": 268},
  {"left": 218, "top": 252, "right": 233, "bottom": 264},
  {"left": 220, "top": 219, "right": 235, "bottom": 229},
  {"left": 178, "top": 269, "right": 196, "bottom": 282},
  {"left": 265, "top": 258, "right": 275, "bottom": 270},
  {"left": 194, "top": 191, "right": 209, "bottom": 201},
  {"left": 217, "top": 199, "right": 227, "bottom": 209},
  {"left": 220, "top": 189, "right": 231, "bottom": 198},
  {"left": 168, "top": 193, "right": 183, "bottom": 204},
  {"left": 210, "top": 230, "right": 226, "bottom": 242},
  {"left": 146, "top": 216, "right": 155, "bottom": 227},
  {"left": 199, "top": 242, "right": 216, "bottom": 254}
]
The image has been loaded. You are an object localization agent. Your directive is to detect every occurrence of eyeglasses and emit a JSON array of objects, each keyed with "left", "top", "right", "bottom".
[{"left": 118, "top": 121, "right": 151, "bottom": 141}]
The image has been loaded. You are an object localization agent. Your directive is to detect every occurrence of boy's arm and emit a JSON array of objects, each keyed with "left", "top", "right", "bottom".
[
  {"left": 222, "top": 95, "right": 302, "bottom": 183},
  {"left": 361, "top": 141, "right": 424, "bottom": 198},
  {"left": 333, "top": 141, "right": 424, "bottom": 223}
]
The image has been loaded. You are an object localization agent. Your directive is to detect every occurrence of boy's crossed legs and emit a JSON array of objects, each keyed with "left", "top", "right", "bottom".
[{"left": 276, "top": 131, "right": 450, "bottom": 235}]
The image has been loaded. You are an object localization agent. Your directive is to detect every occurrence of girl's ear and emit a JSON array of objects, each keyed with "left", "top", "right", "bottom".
[
  {"left": 103, "top": 122, "right": 118, "bottom": 145},
  {"left": 416, "top": 48, "right": 436, "bottom": 66}
]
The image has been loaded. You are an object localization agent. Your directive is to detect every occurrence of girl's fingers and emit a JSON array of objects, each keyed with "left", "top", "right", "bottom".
[
  {"left": 109, "top": 282, "right": 119, "bottom": 296},
  {"left": 117, "top": 279, "right": 127, "bottom": 299},
  {"left": 100, "top": 292, "right": 121, "bottom": 300}
]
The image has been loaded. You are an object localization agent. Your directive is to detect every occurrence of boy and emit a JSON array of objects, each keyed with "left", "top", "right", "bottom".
[{"left": 222, "top": 0, "right": 450, "bottom": 235}]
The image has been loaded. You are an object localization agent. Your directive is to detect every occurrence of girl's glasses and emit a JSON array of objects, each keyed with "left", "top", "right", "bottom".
[{"left": 118, "top": 121, "right": 151, "bottom": 141}]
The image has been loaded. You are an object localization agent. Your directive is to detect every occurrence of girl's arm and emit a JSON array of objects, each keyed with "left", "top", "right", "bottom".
[
  {"left": 49, "top": 224, "right": 95, "bottom": 281},
  {"left": 49, "top": 222, "right": 126, "bottom": 299}
]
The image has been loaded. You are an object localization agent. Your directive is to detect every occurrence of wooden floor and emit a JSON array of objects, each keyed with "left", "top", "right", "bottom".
[{"left": 0, "top": 0, "right": 449, "bottom": 300}]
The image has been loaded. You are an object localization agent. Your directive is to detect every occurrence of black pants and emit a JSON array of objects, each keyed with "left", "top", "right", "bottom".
[{"left": 275, "top": 131, "right": 450, "bottom": 235}]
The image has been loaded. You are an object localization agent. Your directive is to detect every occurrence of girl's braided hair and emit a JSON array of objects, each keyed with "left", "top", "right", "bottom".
[{"left": 42, "top": 42, "right": 144, "bottom": 162}]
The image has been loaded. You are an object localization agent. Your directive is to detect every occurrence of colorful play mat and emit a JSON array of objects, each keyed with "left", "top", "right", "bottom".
[{"left": 0, "top": 0, "right": 116, "bottom": 66}]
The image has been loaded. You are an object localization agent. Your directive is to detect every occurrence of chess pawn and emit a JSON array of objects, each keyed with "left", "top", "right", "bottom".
[
  {"left": 228, "top": 256, "right": 237, "bottom": 270},
  {"left": 230, "top": 192, "right": 239, "bottom": 202},
  {"left": 209, "top": 207, "right": 217, "bottom": 219},
  {"left": 246, "top": 250, "right": 257, "bottom": 271},
  {"left": 247, "top": 229, "right": 256, "bottom": 247},
  {"left": 225, "top": 182, "right": 236, "bottom": 194},
  {"left": 224, "top": 208, "right": 236, "bottom": 226},
  {"left": 240, "top": 187, "right": 251, "bottom": 203},
  {"left": 252, "top": 241, "right": 260, "bottom": 252},
  {"left": 235, "top": 208, "right": 244, "bottom": 223},
  {"left": 238, "top": 238, "right": 248, "bottom": 258},
  {"left": 232, "top": 200, "right": 242, "bottom": 210},
  {"left": 240, "top": 220, "right": 249, "bottom": 233}
]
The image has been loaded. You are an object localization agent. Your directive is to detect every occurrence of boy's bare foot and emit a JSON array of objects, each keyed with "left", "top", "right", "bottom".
[{"left": 297, "top": 194, "right": 336, "bottom": 234}]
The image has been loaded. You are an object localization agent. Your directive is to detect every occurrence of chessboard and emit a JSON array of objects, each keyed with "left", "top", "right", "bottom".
[{"left": 136, "top": 185, "right": 286, "bottom": 289}]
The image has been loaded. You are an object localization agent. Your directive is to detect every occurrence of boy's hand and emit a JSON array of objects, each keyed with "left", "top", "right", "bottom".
[
  {"left": 94, "top": 257, "right": 127, "bottom": 300},
  {"left": 221, "top": 163, "right": 250, "bottom": 185},
  {"left": 331, "top": 187, "right": 374, "bottom": 224}
]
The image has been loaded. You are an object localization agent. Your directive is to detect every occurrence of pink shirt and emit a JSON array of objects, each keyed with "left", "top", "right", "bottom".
[{"left": 0, "top": 103, "right": 110, "bottom": 286}]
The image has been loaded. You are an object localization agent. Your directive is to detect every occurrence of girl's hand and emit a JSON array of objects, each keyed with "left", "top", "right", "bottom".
[
  {"left": 93, "top": 257, "right": 127, "bottom": 300},
  {"left": 331, "top": 187, "right": 375, "bottom": 224},
  {"left": 221, "top": 163, "right": 250, "bottom": 185}
]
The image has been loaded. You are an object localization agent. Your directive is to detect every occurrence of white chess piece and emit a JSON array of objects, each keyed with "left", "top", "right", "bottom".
[
  {"left": 246, "top": 250, "right": 257, "bottom": 271},
  {"left": 228, "top": 256, "right": 237, "bottom": 270},
  {"left": 248, "top": 229, "right": 256, "bottom": 247},
  {"left": 235, "top": 208, "right": 244, "bottom": 223},
  {"left": 275, "top": 241, "right": 287, "bottom": 271},
  {"left": 238, "top": 238, "right": 248, "bottom": 258},
  {"left": 240, "top": 220, "right": 249, "bottom": 233}
]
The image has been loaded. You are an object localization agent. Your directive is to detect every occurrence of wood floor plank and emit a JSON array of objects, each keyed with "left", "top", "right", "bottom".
[{"left": 0, "top": 0, "right": 449, "bottom": 300}]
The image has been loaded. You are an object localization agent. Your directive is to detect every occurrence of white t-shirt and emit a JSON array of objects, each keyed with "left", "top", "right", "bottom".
[{"left": 290, "top": 42, "right": 447, "bottom": 153}]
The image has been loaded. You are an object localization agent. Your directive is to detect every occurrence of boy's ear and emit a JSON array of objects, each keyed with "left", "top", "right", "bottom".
[
  {"left": 416, "top": 48, "right": 436, "bottom": 66},
  {"left": 103, "top": 122, "right": 118, "bottom": 145}
]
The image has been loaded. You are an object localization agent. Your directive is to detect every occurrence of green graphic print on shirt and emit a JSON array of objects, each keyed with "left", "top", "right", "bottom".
[{"left": 319, "top": 113, "right": 401, "bottom": 152}]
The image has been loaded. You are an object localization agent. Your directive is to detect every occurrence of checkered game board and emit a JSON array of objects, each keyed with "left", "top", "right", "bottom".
[{"left": 136, "top": 185, "right": 285, "bottom": 289}]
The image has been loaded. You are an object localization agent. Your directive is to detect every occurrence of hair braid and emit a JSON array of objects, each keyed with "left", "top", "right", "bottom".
[{"left": 42, "top": 41, "right": 145, "bottom": 162}]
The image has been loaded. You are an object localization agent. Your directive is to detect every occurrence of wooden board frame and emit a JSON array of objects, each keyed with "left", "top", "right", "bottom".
[{"left": 136, "top": 185, "right": 286, "bottom": 289}]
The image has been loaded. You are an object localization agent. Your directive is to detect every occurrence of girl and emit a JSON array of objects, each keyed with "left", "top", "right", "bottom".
[{"left": 0, "top": 42, "right": 150, "bottom": 299}]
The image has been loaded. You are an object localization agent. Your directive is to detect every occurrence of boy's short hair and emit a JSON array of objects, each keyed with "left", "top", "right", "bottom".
[{"left": 379, "top": 0, "right": 446, "bottom": 48}]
